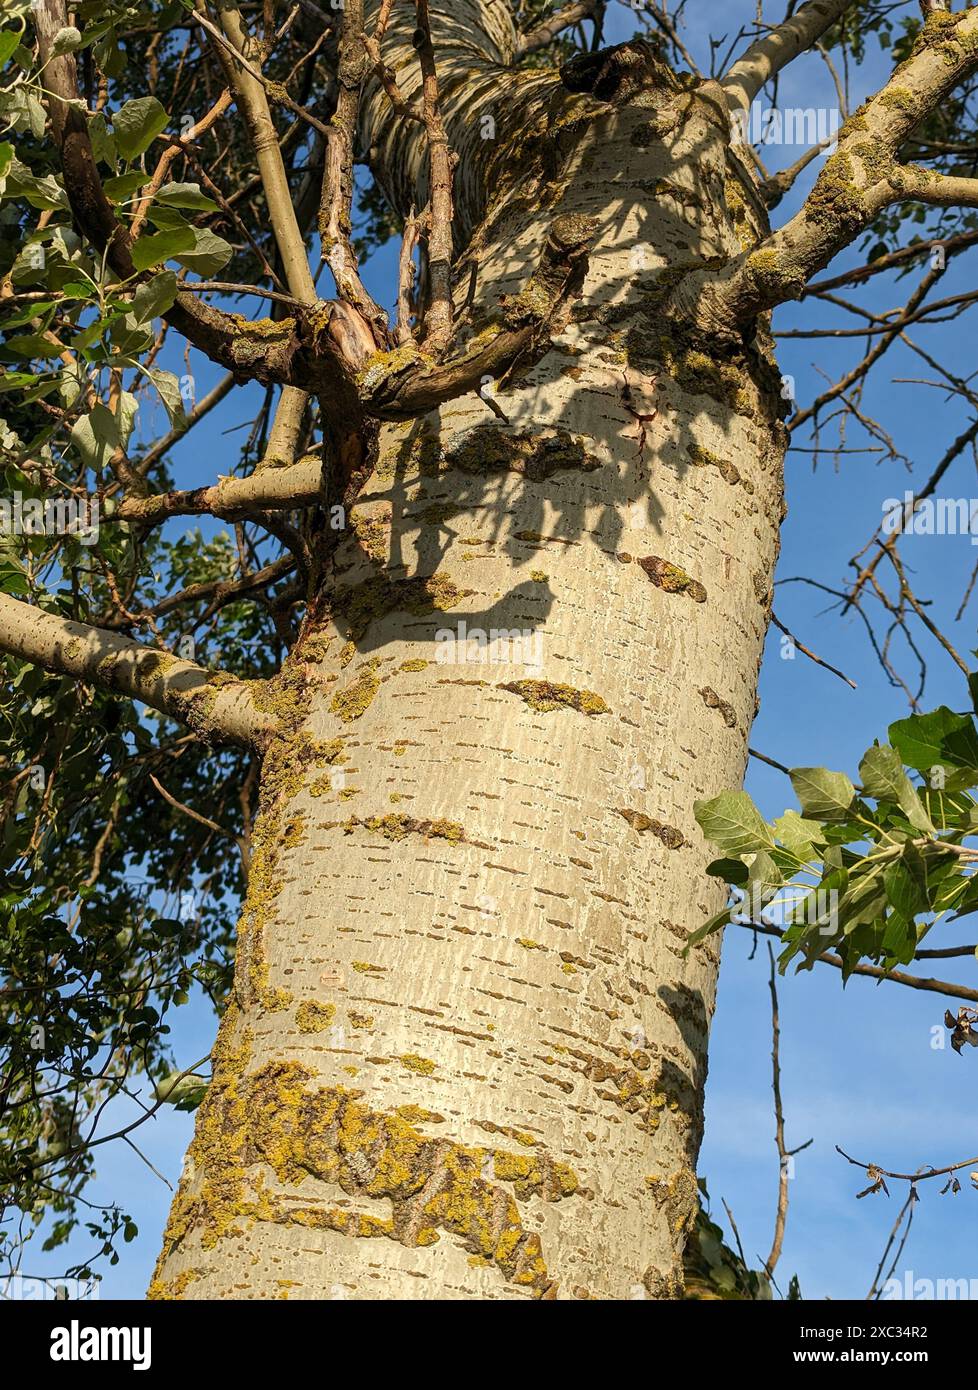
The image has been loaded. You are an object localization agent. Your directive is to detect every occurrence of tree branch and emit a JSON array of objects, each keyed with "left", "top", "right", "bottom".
[
  {"left": 890, "top": 164, "right": 978, "bottom": 208},
  {"left": 414, "top": 0, "right": 456, "bottom": 351},
  {"left": 360, "top": 211, "right": 598, "bottom": 415},
  {"left": 106, "top": 457, "right": 324, "bottom": 528},
  {"left": 721, "top": 0, "right": 854, "bottom": 115},
  {"left": 0, "top": 594, "right": 278, "bottom": 749},
  {"left": 318, "top": 0, "right": 389, "bottom": 337},
  {"left": 209, "top": 1, "right": 318, "bottom": 306},
  {"left": 740, "top": 922, "right": 978, "bottom": 1006},
  {"left": 32, "top": 3, "right": 593, "bottom": 428},
  {"left": 681, "top": 5, "right": 978, "bottom": 330},
  {"left": 142, "top": 556, "right": 296, "bottom": 623},
  {"left": 764, "top": 944, "right": 812, "bottom": 1279},
  {"left": 517, "top": 0, "right": 601, "bottom": 58},
  {"left": 34, "top": 0, "right": 366, "bottom": 406}
]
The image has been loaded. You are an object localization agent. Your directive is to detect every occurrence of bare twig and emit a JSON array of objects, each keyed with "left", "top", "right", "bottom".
[
  {"left": 764, "top": 943, "right": 814, "bottom": 1278},
  {"left": 770, "top": 611, "right": 858, "bottom": 688}
]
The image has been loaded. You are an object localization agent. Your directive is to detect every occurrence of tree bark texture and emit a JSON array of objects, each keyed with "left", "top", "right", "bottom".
[{"left": 151, "top": 0, "right": 787, "bottom": 1301}]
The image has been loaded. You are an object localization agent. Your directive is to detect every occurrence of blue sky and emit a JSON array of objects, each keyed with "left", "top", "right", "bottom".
[{"left": 16, "top": 0, "right": 978, "bottom": 1300}]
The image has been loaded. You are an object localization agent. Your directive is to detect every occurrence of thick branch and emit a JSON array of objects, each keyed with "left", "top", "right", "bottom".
[
  {"left": 147, "top": 556, "right": 296, "bottom": 622},
  {"left": 108, "top": 457, "right": 324, "bottom": 528},
  {"left": 359, "top": 212, "right": 597, "bottom": 417},
  {"left": 211, "top": 1, "right": 318, "bottom": 305},
  {"left": 415, "top": 0, "right": 456, "bottom": 350},
  {"left": 681, "top": 5, "right": 978, "bottom": 330},
  {"left": 34, "top": 1, "right": 590, "bottom": 433},
  {"left": 517, "top": 0, "right": 601, "bottom": 57},
  {"left": 318, "top": 0, "right": 388, "bottom": 336},
  {"left": 890, "top": 164, "right": 978, "bottom": 208},
  {"left": 0, "top": 594, "right": 278, "bottom": 749},
  {"left": 721, "top": 0, "right": 854, "bottom": 116}
]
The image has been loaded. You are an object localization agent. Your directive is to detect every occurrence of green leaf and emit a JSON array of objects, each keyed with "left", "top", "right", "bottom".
[
  {"left": 746, "top": 848, "right": 783, "bottom": 893},
  {"left": 0, "top": 30, "right": 21, "bottom": 72},
  {"left": 70, "top": 401, "right": 130, "bottom": 469},
  {"left": 144, "top": 367, "right": 187, "bottom": 431},
  {"left": 0, "top": 139, "right": 12, "bottom": 197},
  {"left": 50, "top": 27, "right": 83, "bottom": 57},
  {"left": 772, "top": 809, "right": 826, "bottom": 858},
  {"left": 919, "top": 786, "right": 974, "bottom": 833},
  {"left": 132, "top": 271, "right": 177, "bottom": 325},
  {"left": 154, "top": 181, "right": 219, "bottom": 212},
  {"left": 859, "top": 743, "right": 934, "bottom": 832},
  {"left": 880, "top": 912, "right": 917, "bottom": 966},
  {"left": 883, "top": 846, "right": 929, "bottom": 921},
  {"left": 102, "top": 171, "right": 147, "bottom": 204},
  {"left": 1, "top": 332, "right": 65, "bottom": 360},
  {"left": 968, "top": 670, "right": 978, "bottom": 715},
  {"left": 5, "top": 159, "right": 68, "bottom": 211},
  {"left": 88, "top": 112, "right": 116, "bottom": 171},
  {"left": 839, "top": 867, "right": 887, "bottom": 933},
  {"left": 112, "top": 97, "right": 169, "bottom": 160},
  {"left": 694, "top": 791, "right": 774, "bottom": 856},
  {"left": 948, "top": 876, "right": 978, "bottom": 922},
  {"left": 684, "top": 904, "right": 734, "bottom": 954},
  {"left": 789, "top": 766, "right": 856, "bottom": 821},
  {"left": 130, "top": 227, "right": 195, "bottom": 272},
  {"left": 0, "top": 299, "right": 59, "bottom": 330},
  {"left": 24, "top": 92, "right": 46, "bottom": 140},
  {"left": 154, "top": 1072, "right": 208, "bottom": 1108},
  {"left": 0, "top": 370, "right": 38, "bottom": 392},
  {"left": 705, "top": 858, "right": 750, "bottom": 886},
  {"left": 175, "top": 228, "right": 233, "bottom": 276},
  {"left": 0, "top": 564, "right": 30, "bottom": 595},
  {"left": 889, "top": 706, "right": 978, "bottom": 774}
]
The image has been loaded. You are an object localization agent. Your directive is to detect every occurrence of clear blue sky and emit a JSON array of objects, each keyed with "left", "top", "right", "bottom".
[{"left": 22, "top": 0, "right": 978, "bottom": 1300}]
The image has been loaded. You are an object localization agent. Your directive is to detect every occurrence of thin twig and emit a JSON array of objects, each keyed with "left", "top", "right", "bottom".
[
  {"left": 770, "top": 610, "right": 858, "bottom": 688},
  {"left": 763, "top": 944, "right": 813, "bottom": 1279}
]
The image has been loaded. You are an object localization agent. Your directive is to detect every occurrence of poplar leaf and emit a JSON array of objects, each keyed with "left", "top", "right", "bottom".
[
  {"left": 694, "top": 791, "right": 774, "bottom": 856},
  {"left": 113, "top": 97, "right": 169, "bottom": 160}
]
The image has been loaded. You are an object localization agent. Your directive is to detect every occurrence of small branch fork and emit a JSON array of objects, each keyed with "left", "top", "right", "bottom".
[
  {"left": 837, "top": 1143, "right": 978, "bottom": 1297},
  {"left": 739, "top": 920, "right": 978, "bottom": 1008},
  {"left": 838, "top": 1146, "right": 978, "bottom": 1191},
  {"left": 32, "top": 0, "right": 590, "bottom": 425},
  {"left": 6, "top": 2, "right": 601, "bottom": 745},
  {"left": 673, "top": 2, "right": 978, "bottom": 331},
  {"left": 317, "top": 0, "right": 389, "bottom": 340}
]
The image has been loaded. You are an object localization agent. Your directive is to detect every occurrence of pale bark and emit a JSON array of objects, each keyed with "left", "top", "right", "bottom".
[
  {"left": 0, "top": 593, "right": 277, "bottom": 748},
  {"left": 109, "top": 456, "right": 324, "bottom": 527},
  {"left": 721, "top": 0, "right": 855, "bottom": 117},
  {"left": 687, "top": 4, "right": 978, "bottom": 329},
  {"left": 152, "top": 1, "right": 786, "bottom": 1300}
]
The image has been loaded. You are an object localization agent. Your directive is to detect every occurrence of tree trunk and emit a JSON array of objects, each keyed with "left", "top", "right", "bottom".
[{"left": 151, "top": 2, "right": 786, "bottom": 1301}]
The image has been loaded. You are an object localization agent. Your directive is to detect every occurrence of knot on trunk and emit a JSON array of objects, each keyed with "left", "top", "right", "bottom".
[{"left": 559, "top": 38, "right": 671, "bottom": 105}]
